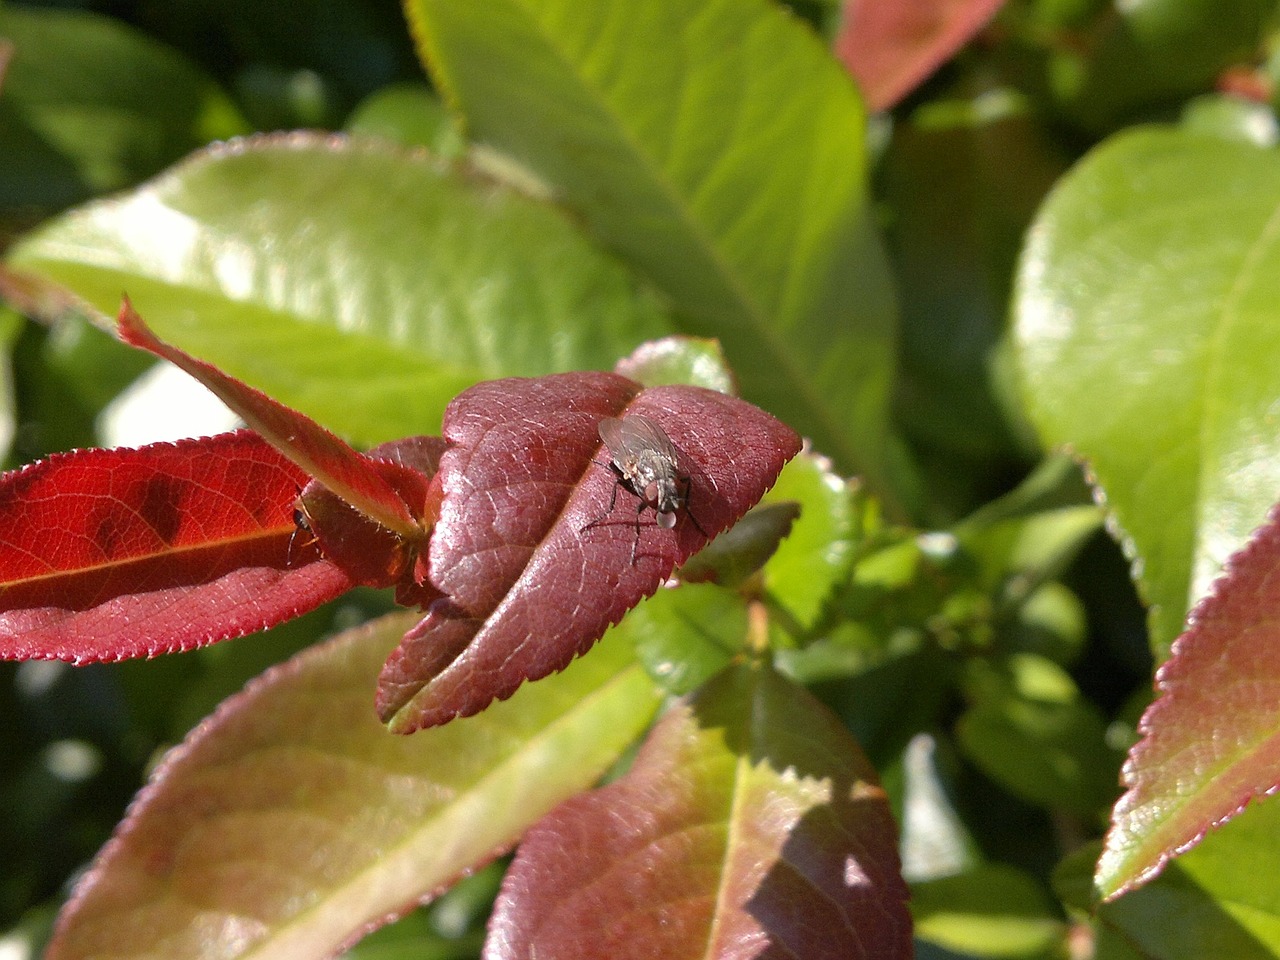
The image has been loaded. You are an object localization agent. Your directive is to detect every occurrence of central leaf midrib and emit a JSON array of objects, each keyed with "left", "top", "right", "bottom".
[{"left": 441, "top": 0, "right": 863, "bottom": 469}]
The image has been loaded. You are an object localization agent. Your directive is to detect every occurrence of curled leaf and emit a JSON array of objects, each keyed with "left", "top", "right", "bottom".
[
  {"left": 297, "top": 435, "right": 449, "bottom": 607},
  {"left": 378, "top": 373, "right": 800, "bottom": 732},
  {"left": 118, "top": 299, "right": 424, "bottom": 538}
]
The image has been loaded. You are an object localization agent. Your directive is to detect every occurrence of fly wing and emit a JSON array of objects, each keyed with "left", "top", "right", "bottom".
[{"left": 598, "top": 414, "right": 679, "bottom": 464}]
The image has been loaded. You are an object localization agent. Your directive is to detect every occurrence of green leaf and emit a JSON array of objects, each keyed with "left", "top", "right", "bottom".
[
  {"left": 345, "top": 81, "right": 466, "bottom": 157},
  {"left": 0, "top": 306, "right": 21, "bottom": 463},
  {"left": 952, "top": 453, "right": 1099, "bottom": 564},
  {"left": 957, "top": 653, "right": 1121, "bottom": 816},
  {"left": 1048, "top": 0, "right": 1273, "bottom": 131},
  {"left": 762, "top": 449, "right": 860, "bottom": 631},
  {"left": 613, "top": 335, "right": 736, "bottom": 393},
  {"left": 0, "top": 6, "right": 248, "bottom": 213},
  {"left": 623, "top": 582, "right": 747, "bottom": 696},
  {"left": 46, "top": 611, "right": 661, "bottom": 960},
  {"left": 883, "top": 91, "right": 1059, "bottom": 466},
  {"left": 1013, "top": 127, "right": 1280, "bottom": 655},
  {"left": 404, "top": 0, "right": 906, "bottom": 510},
  {"left": 912, "top": 863, "right": 1064, "bottom": 959},
  {"left": 1179, "top": 93, "right": 1280, "bottom": 148},
  {"left": 1002, "top": 580, "right": 1088, "bottom": 667},
  {"left": 5, "top": 134, "right": 673, "bottom": 445}
]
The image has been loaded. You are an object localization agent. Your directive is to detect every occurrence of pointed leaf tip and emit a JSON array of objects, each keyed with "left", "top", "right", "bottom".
[
  {"left": 116, "top": 298, "right": 423, "bottom": 538},
  {"left": 377, "top": 373, "right": 800, "bottom": 733},
  {"left": 1097, "top": 502, "right": 1280, "bottom": 899}
]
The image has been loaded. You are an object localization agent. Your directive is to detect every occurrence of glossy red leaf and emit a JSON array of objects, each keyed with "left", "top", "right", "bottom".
[
  {"left": 377, "top": 373, "right": 800, "bottom": 732},
  {"left": 0, "top": 430, "right": 353, "bottom": 662},
  {"left": 1097, "top": 503, "right": 1280, "bottom": 900},
  {"left": 487, "top": 662, "right": 912, "bottom": 960},
  {"left": 834, "top": 0, "right": 1008, "bottom": 111},
  {"left": 117, "top": 299, "right": 424, "bottom": 539}
]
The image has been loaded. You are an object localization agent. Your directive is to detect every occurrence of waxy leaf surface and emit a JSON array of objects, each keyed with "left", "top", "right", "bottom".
[
  {"left": 378, "top": 373, "right": 800, "bottom": 732},
  {"left": 1097, "top": 505, "right": 1280, "bottom": 900},
  {"left": 487, "top": 662, "right": 912, "bottom": 959},
  {"left": 47, "top": 612, "right": 663, "bottom": 960},
  {"left": 404, "top": 0, "right": 903, "bottom": 510},
  {"left": 834, "top": 0, "right": 1008, "bottom": 111},
  {"left": 4, "top": 133, "right": 672, "bottom": 445},
  {"left": 0, "top": 430, "right": 352, "bottom": 662},
  {"left": 1014, "top": 128, "right": 1280, "bottom": 655}
]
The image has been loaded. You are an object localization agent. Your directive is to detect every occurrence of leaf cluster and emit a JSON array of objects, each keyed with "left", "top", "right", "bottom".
[{"left": 5, "top": 0, "right": 1280, "bottom": 958}]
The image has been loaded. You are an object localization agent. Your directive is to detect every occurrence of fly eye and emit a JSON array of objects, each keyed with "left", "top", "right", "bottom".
[
  {"left": 656, "top": 509, "right": 677, "bottom": 529},
  {"left": 644, "top": 481, "right": 660, "bottom": 503}
]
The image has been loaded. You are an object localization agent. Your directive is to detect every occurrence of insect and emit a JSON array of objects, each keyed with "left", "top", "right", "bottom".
[
  {"left": 583, "top": 414, "right": 708, "bottom": 562},
  {"left": 286, "top": 495, "right": 318, "bottom": 567}
]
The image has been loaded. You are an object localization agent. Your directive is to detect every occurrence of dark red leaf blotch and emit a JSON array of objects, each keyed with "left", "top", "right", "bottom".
[{"left": 0, "top": 431, "right": 353, "bottom": 661}]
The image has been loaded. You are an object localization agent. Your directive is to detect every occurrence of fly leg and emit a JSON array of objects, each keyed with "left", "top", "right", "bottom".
[
  {"left": 287, "top": 489, "right": 320, "bottom": 566},
  {"left": 631, "top": 498, "right": 646, "bottom": 565},
  {"left": 680, "top": 475, "right": 710, "bottom": 538}
]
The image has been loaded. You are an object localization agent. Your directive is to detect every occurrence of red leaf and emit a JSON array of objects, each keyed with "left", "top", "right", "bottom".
[
  {"left": 377, "top": 373, "right": 800, "bottom": 732},
  {"left": 297, "top": 435, "right": 449, "bottom": 607},
  {"left": 0, "top": 431, "right": 353, "bottom": 662},
  {"left": 834, "top": 0, "right": 1008, "bottom": 111},
  {"left": 1097, "top": 503, "right": 1280, "bottom": 900},
  {"left": 487, "top": 663, "right": 912, "bottom": 959},
  {"left": 117, "top": 299, "right": 424, "bottom": 539}
]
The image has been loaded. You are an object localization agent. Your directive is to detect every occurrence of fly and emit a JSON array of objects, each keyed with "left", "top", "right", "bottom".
[
  {"left": 583, "top": 414, "right": 708, "bottom": 562},
  {"left": 286, "top": 494, "right": 318, "bottom": 567}
]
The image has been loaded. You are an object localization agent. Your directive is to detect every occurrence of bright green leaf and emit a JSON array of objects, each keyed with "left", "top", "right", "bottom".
[
  {"left": 5, "top": 135, "right": 673, "bottom": 445},
  {"left": 1014, "top": 127, "right": 1280, "bottom": 655},
  {"left": 913, "top": 863, "right": 1064, "bottom": 959},
  {"left": 763, "top": 450, "right": 860, "bottom": 630},
  {"left": 405, "top": 0, "right": 906, "bottom": 511}
]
